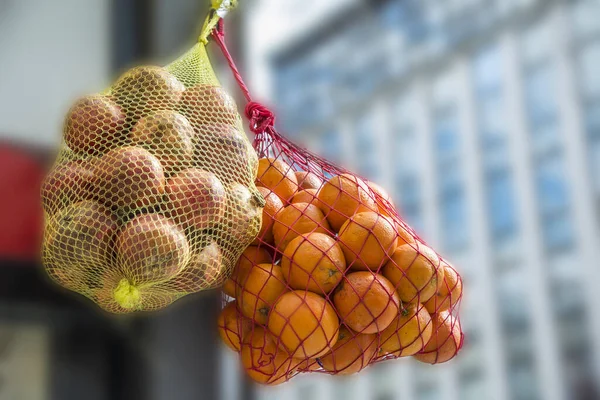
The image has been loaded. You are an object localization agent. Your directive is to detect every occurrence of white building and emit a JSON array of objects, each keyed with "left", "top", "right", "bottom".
[{"left": 236, "top": 0, "right": 600, "bottom": 399}]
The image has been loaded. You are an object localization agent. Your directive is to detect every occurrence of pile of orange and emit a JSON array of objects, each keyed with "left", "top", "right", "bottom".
[{"left": 217, "top": 157, "right": 464, "bottom": 384}]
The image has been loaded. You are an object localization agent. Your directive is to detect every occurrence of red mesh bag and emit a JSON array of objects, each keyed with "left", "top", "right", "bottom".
[{"left": 210, "top": 18, "right": 464, "bottom": 384}]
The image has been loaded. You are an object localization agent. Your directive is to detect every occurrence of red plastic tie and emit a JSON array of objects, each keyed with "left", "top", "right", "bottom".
[{"left": 245, "top": 102, "right": 275, "bottom": 134}]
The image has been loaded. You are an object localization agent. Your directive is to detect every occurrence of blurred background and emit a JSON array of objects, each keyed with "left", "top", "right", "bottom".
[{"left": 1, "top": 0, "right": 599, "bottom": 399}]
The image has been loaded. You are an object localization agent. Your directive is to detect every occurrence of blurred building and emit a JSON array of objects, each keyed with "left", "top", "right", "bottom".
[{"left": 244, "top": 0, "right": 600, "bottom": 399}]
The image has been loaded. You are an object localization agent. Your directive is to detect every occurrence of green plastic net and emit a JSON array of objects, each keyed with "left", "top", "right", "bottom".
[{"left": 41, "top": 41, "right": 263, "bottom": 313}]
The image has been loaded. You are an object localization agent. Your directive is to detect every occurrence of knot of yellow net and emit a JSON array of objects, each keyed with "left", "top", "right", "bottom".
[
  {"left": 199, "top": 0, "right": 238, "bottom": 44},
  {"left": 113, "top": 278, "right": 141, "bottom": 310}
]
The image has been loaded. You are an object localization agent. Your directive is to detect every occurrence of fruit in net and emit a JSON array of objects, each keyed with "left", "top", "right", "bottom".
[
  {"left": 223, "top": 245, "right": 272, "bottom": 298},
  {"left": 338, "top": 211, "right": 397, "bottom": 271},
  {"left": 162, "top": 238, "right": 224, "bottom": 292},
  {"left": 272, "top": 202, "right": 331, "bottom": 251},
  {"left": 252, "top": 186, "right": 284, "bottom": 245},
  {"left": 94, "top": 146, "right": 166, "bottom": 211},
  {"left": 366, "top": 181, "right": 395, "bottom": 217},
  {"left": 379, "top": 303, "right": 433, "bottom": 357},
  {"left": 43, "top": 200, "right": 118, "bottom": 271},
  {"left": 236, "top": 263, "right": 286, "bottom": 325},
  {"left": 295, "top": 171, "right": 322, "bottom": 190},
  {"left": 112, "top": 66, "right": 185, "bottom": 116},
  {"left": 241, "top": 326, "right": 294, "bottom": 385},
  {"left": 194, "top": 124, "right": 258, "bottom": 186},
  {"left": 333, "top": 271, "right": 399, "bottom": 334},
  {"left": 130, "top": 110, "right": 195, "bottom": 175},
  {"left": 317, "top": 173, "right": 377, "bottom": 232},
  {"left": 268, "top": 290, "right": 339, "bottom": 359},
  {"left": 424, "top": 263, "right": 462, "bottom": 314},
  {"left": 414, "top": 311, "right": 462, "bottom": 364},
  {"left": 257, "top": 158, "right": 299, "bottom": 202},
  {"left": 218, "top": 302, "right": 253, "bottom": 352},
  {"left": 319, "top": 326, "right": 377, "bottom": 375},
  {"left": 64, "top": 95, "right": 126, "bottom": 155},
  {"left": 291, "top": 188, "right": 319, "bottom": 206},
  {"left": 166, "top": 168, "right": 226, "bottom": 231},
  {"left": 383, "top": 244, "right": 443, "bottom": 303},
  {"left": 222, "top": 183, "right": 264, "bottom": 245},
  {"left": 281, "top": 232, "right": 346, "bottom": 294},
  {"left": 41, "top": 160, "right": 96, "bottom": 215},
  {"left": 116, "top": 213, "right": 190, "bottom": 286},
  {"left": 181, "top": 85, "right": 240, "bottom": 128}
]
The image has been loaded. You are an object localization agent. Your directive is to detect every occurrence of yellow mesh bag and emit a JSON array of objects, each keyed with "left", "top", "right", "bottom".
[{"left": 41, "top": 31, "right": 263, "bottom": 313}]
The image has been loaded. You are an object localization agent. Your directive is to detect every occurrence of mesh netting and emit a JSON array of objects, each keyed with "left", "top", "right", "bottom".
[
  {"left": 41, "top": 42, "right": 263, "bottom": 313},
  {"left": 209, "top": 21, "right": 465, "bottom": 384}
]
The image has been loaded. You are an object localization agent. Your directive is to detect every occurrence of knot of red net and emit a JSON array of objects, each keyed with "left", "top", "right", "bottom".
[{"left": 245, "top": 102, "right": 275, "bottom": 134}]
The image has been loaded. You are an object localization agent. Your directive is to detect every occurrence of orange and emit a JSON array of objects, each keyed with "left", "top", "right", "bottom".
[
  {"left": 366, "top": 181, "right": 395, "bottom": 216},
  {"left": 224, "top": 246, "right": 273, "bottom": 299},
  {"left": 292, "top": 357, "right": 321, "bottom": 372},
  {"left": 295, "top": 171, "right": 323, "bottom": 190},
  {"left": 268, "top": 290, "right": 339, "bottom": 359},
  {"left": 338, "top": 212, "right": 397, "bottom": 270},
  {"left": 291, "top": 188, "right": 321, "bottom": 207},
  {"left": 273, "top": 202, "right": 331, "bottom": 251},
  {"left": 241, "top": 326, "right": 293, "bottom": 385},
  {"left": 317, "top": 173, "right": 377, "bottom": 231},
  {"left": 383, "top": 244, "right": 443, "bottom": 303},
  {"left": 253, "top": 186, "right": 284, "bottom": 245},
  {"left": 333, "top": 272, "right": 399, "bottom": 334},
  {"left": 320, "top": 326, "right": 377, "bottom": 375},
  {"left": 397, "top": 223, "right": 417, "bottom": 247},
  {"left": 257, "top": 158, "right": 298, "bottom": 202},
  {"left": 424, "top": 263, "right": 462, "bottom": 314},
  {"left": 217, "top": 302, "right": 253, "bottom": 352},
  {"left": 379, "top": 303, "right": 432, "bottom": 357},
  {"left": 281, "top": 232, "right": 346, "bottom": 294},
  {"left": 414, "top": 311, "right": 462, "bottom": 364},
  {"left": 237, "top": 263, "right": 286, "bottom": 325},
  {"left": 223, "top": 278, "right": 237, "bottom": 298}
]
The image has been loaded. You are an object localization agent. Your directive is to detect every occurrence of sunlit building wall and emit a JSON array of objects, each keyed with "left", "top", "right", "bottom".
[{"left": 244, "top": 0, "right": 600, "bottom": 399}]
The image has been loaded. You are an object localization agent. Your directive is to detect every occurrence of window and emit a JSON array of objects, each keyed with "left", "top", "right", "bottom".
[
  {"left": 415, "top": 384, "right": 440, "bottom": 400},
  {"left": 541, "top": 212, "right": 575, "bottom": 251},
  {"left": 473, "top": 45, "right": 503, "bottom": 93},
  {"left": 521, "top": 18, "right": 553, "bottom": 64},
  {"left": 570, "top": 0, "right": 600, "bottom": 40},
  {"left": 534, "top": 156, "right": 570, "bottom": 216},
  {"left": 355, "top": 112, "right": 381, "bottom": 180},
  {"left": 485, "top": 170, "right": 518, "bottom": 240},
  {"left": 320, "top": 129, "right": 341, "bottom": 164},
  {"left": 435, "top": 109, "right": 461, "bottom": 156},
  {"left": 433, "top": 105, "right": 468, "bottom": 250},
  {"left": 440, "top": 189, "right": 469, "bottom": 250},
  {"left": 507, "top": 358, "right": 541, "bottom": 400},
  {"left": 524, "top": 65, "right": 558, "bottom": 128},
  {"left": 577, "top": 43, "right": 600, "bottom": 99}
]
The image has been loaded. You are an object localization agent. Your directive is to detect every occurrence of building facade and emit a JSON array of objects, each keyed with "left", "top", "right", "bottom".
[{"left": 244, "top": 0, "right": 600, "bottom": 399}]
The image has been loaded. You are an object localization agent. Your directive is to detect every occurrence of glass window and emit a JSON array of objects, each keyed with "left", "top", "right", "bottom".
[
  {"left": 507, "top": 359, "right": 541, "bottom": 400},
  {"left": 578, "top": 43, "right": 600, "bottom": 99},
  {"left": 473, "top": 45, "right": 503, "bottom": 93},
  {"left": 440, "top": 189, "right": 469, "bottom": 250},
  {"left": 589, "top": 137, "right": 600, "bottom": 194},
  {"left": 320, "top": 129, "right": 341, "bottom": 164},
  {"left": 521, "top": 18, "right": 553, "bottom": 64},
  {"left": 486, "top": 170, "right": 519, "bottom": 240},
  {"left": 524, "top": 65, "right": 558, "bottom": 127},
  {"left": 570, "top": 0, "right": 600, "bottom": 39},
  {"left": 459, "top": 368, "right": 487, "bottom": 400},
  {"left": 534, "top": 156, "right": 571, "bottom": 215},
  {"left": 355, "top": 112, "right": 381, "bottom": 180},
  {"left": 541, "top": 212, "right": 575, "bottom": 251},
  {"left": 416, "top": 385, "right": 440, "bottom": 400},
  {"left": 434, "top": 107, "right": 461, "bottom": 160}
]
